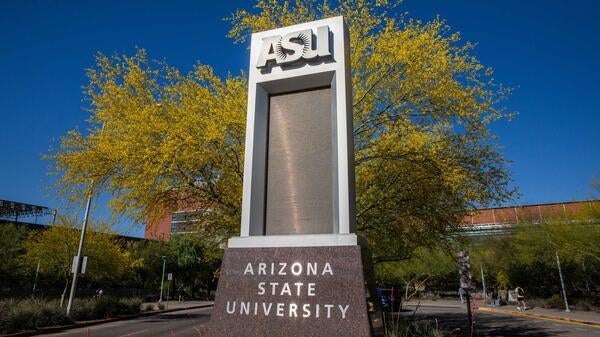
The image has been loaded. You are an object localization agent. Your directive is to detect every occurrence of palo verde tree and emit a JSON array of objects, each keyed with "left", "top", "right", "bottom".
[
  {"left": 376, "top": 246, "right": 457, "bottom": 300},
  {"left": 125, "top": 234, "right": 222, "bottom": 296},
  {"left": 21, "top": 216, "right": 130, "bottom": 305},
  {"left": 168, "top": 234, "right": 222, "bottom": 297},
  {"left": 50, "top": 0, "right": 515, "bottom": 265}
]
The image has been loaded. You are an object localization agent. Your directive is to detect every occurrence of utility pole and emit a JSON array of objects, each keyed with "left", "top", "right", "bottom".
[
  {"left": 159, "top": 256, "right": 166, "bottom": 302},
  {"left": 66, "top": 190, "right": 93, "bottom": 316},
  {"left": 555, "top": 251, "right": 570, "bottom": 312}
]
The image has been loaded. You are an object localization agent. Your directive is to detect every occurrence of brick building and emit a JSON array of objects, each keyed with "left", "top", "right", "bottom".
[{"left": 145, "top": 199, "right": 600, "bottom": 240}]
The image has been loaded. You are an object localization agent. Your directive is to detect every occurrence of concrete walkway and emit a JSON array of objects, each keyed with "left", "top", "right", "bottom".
[
  {"left": 141, "top": 300, "right": 213, "bottom": 311},
  {"left": 404, "top": 299, "right": 600, "bottom": 327},
  {"left": 404, "top": 299, "right": 463, "bottom": 308}
]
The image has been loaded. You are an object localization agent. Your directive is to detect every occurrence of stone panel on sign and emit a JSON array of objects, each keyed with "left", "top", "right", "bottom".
[{"left": 204, "top": 246, "right": 371, "bottom": 337}]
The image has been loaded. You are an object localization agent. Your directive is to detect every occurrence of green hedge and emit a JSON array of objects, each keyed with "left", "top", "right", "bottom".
[
  {"left": 0, "top": 297, "right": 142, "bottom": 334},
  {"left": 72, "top": 297, "right": 142, "bottom": 320}
]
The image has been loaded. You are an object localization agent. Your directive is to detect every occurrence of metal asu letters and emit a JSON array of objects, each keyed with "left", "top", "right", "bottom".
[
  {"left": 204, "top": 17, "right": 371, "bottom": 337},
  {"left": 256, "top": 25, "right": 331, "bottom": 68}
]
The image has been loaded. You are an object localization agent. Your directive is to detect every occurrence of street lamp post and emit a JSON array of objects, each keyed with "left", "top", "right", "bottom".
[
  {"left": 159, "top": 256, "right": 166, "bottom": 302},
  {"left": 65, "top": 123, "right": 104, "bottom": 316}
]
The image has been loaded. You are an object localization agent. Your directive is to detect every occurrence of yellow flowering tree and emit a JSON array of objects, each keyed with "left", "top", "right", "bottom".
[
  {"left": 52, "top": 52, "right": 247, "bottom": 239},
  {"left": 21, "top": 216, "right": 130, "bottom": 305},
  {"left": 50, "top": 0, "right": 515, "bottom": 264}
]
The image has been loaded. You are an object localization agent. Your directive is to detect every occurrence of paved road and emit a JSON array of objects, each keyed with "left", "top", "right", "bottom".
[
  {"left": 38, "top": 307, "right": 212, "bottom": 337},
  {"left": 403, "top": 305, "right": 600, "bottom": 337},
  {"left": 37, "top": 305, "right": 600, "bottom": 337}
]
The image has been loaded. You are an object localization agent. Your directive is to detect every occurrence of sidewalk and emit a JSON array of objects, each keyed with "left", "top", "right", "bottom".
[
  {"left": 404, "top": 299, "right": 600, "bottom": 327},
  {"left": 404, "top": 299, "right": 463, "bottom": 308},
  {"left": 478, "top": 304, "right": 600, "bottom": 327},
  {"left": 141, "top": 300, "right": 213, "bottom": 310}
]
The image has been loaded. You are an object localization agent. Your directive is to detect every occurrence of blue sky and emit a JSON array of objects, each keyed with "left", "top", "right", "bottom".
[{"left": 1, "top": 0, "right": 599, "bottom": 237}]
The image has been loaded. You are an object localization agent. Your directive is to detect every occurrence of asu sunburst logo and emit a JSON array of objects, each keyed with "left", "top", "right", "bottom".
[
  {"left": 257, "top": 26, "right": 331, "bottom": 68},
  {"left": 275, "top": 31, "right": 312, "bottom": 61}
]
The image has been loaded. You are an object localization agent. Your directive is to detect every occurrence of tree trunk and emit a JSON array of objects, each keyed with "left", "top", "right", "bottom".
[
  {"left": 60, "top": 278, "right": 70, "bottom": 307},
  {"left": 404, "top": 279, "right": 411, "bottom": 300}
]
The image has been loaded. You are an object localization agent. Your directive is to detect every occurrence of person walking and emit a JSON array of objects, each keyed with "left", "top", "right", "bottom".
[
  {"left": 515, "top": 286, "right": 526, "bottom": 310},
  {"left": 491, "top": 286, "right": 499, "bottom": 306},
  {"left": 459, "top": 287, "right": 466, "bottom": 304},
  {"left": 177, "top": 284, "right": 185, "bottom": 303}
]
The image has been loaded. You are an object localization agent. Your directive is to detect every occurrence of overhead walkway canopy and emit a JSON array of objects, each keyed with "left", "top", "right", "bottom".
[
  {"left": 459, "top": 199, "right": 600, "bottom": 237},
  {"left": 0, "top": 199, "right": 56, "bottom": 223}
]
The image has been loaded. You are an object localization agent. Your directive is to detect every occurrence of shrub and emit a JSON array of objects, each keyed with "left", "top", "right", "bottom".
[
  {"left": 544, "top": 294, "right": 565, "bottom": 309},
  {"left": 382, "top": 312, "right": 454, "bottom": 337},
  {"left": 0, "top": 297, "right": 142, "bottom": 334},
  {"left": 122, "top": 298, "right": 143, "bottom": 314},
  {"left": 0, "top": 299, "right": 72, "bottom": 334},
  {"left": 92, "top": 297, "right": 142, "bottom": 318},
  {"left": 574, "top": 298, "right": 597, "bottom": 312},
  {"left": 35, "top": 300, "right": 71, "bottom": 328},
  {"left": 72, "top": 299, "right": 96, "bottom": 321},
  {"left": 142, "top": 303, "right": 155, "bottom": 311}
]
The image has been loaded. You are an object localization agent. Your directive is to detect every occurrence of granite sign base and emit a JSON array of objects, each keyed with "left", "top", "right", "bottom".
[{"left": 202, "top": 245, "right": 372, "bottom": 337}]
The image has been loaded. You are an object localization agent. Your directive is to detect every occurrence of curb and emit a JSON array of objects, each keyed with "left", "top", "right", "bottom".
[
  {"left": 477, "top": 306, "right": 600, "bottom": 328},
  {"left": 2, "top": 304, "right": 214, "bottom": 337}
]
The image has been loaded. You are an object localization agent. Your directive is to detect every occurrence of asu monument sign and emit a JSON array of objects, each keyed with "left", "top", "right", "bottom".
[{"left": 204, "top": 17, "right": 372, "bottom": 336}]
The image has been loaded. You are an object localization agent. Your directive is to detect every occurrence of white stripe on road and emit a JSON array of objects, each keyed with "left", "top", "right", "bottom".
[
  {"left": 117, "top": 329, "right": 148, "bottom": 337},
  {"left": 45, "top": 322, "right": 130, "bottom": 336}
]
